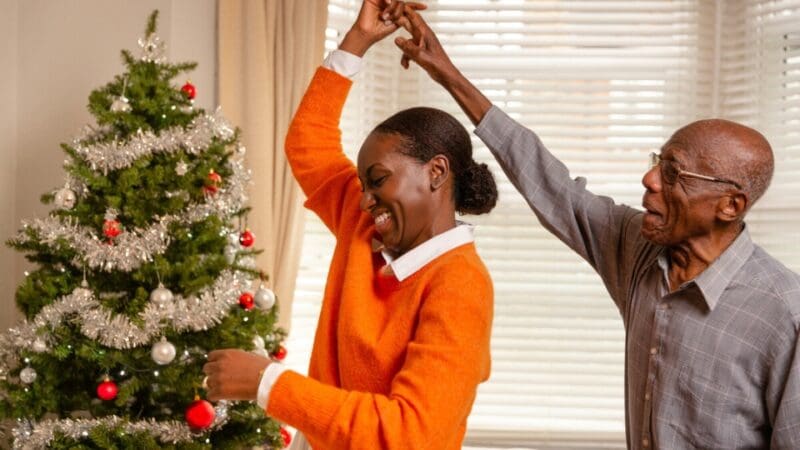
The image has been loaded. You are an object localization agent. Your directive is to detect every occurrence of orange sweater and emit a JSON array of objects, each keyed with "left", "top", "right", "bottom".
[{"left": 267, "top": 67, "right": 493, "bottom": 450}]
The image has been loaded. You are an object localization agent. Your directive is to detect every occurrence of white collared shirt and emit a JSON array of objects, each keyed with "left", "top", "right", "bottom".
[{"left": 378, "top": 222, "right": 475, "bottom": 281}]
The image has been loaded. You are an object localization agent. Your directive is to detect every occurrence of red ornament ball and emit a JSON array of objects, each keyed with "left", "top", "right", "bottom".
[
  {"left": 239, "top": 229, "right": 255, "bottom": 247},
  {"left": 181, "top": 81, "right": 197, "bottom": 100},
  {"left": 97, "top": 378, "right": 118, "bottom": 401},
  {"left": 185, "top": 397, "right": 215, "bottom": 430},
  {"left": 272, "top": 345, "right": 287, "bottom": 361},
  {"left": 103, "top": 219, "right": 122, "bottom": 239},
  {"left": 280, "top": 427, "right": 292, "bottom": 448},
  {"left": 207, "top": 169, "right": 222, "bottom": 185},
  {"left": 203, "top": 169, "right": 223, "bottom": 195},
  {"left": 239, "top": 292, "right": 255, "bottom": 310}
]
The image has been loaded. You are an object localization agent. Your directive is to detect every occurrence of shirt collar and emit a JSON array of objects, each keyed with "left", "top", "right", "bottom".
[
  {"left": 372, "top": 222, "right": 475, "bottom": 282},
  {"left": 657, "top": 226, "right": 754, "bottom": 310}
]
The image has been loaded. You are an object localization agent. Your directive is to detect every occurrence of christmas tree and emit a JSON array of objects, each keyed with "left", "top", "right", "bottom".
[{"left": 0, "top": 11, "right": 289, "bottom": 449}]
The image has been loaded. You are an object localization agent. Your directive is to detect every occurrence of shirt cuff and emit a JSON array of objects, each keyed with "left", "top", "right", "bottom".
[
  {"left": 323, "top": 49, "right": 363, "bottom": 79},
  {"left": 256, "top": 362, "right": 289, "bottom": 410}
]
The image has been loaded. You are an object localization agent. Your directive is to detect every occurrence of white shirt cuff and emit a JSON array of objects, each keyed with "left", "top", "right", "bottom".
[
  {"left": 323, "top": 49, "right": 363, "bottom": 79},
  {"left": 256, "top": 363, "right": 288, "bottom": 410}
]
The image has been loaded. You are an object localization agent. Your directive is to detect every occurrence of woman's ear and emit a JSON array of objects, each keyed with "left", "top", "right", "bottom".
[{"left": 429, "top": 155, "right": 450, "bottom": 190}]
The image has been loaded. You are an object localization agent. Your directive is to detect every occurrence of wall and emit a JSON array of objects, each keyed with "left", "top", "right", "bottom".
[
  {"left": 0, "top": 0, "right": 20, "bottom": 328},
  {"left": 0, "top": 0, "right": 217, "bottom": 329}
]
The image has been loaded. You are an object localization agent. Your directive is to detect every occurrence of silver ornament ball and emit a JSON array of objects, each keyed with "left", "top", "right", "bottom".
[
  {"left": 252, "top": 335, "right": 265, "bottom": 349},
  {"left": 224, "top": 245, "right": 237, "bottom": 264},
  {"left": 151, "top": 337, "right": 177, "bottom": 365},
  {"left": 149, "top": 283, "right": 174, "bottom": 306},
  {"left": 32, "top": 338, "right": 47, "bottom": 353},
  {"left": 54, "top": 188, "right": 77, "bottom": 210},
  {"left": 110, "top": 96, "right": 132, "bottom": 113},
  {"left": 20, "top": 367, "right": 37, "bottom": 384},
  {"left": 255, "top": 286, "right": 276, "bottom": 310}
]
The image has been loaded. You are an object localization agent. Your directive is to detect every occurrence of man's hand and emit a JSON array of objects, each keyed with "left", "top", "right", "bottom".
[
  {"left": 392, "top": 4, "right": 492, "bottom": 125},
  {"left": 340, "top": 0, "right": 427, "bottom": 57},
  {"left": 393, "top": 5, "right": 458, "bottom": 85},
  {"left": 202, "top": 349, "right": 270, "bottom": 402}
]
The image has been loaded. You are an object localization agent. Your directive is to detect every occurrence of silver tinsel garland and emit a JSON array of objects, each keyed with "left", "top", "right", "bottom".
[
  {"left": 73, "top": 110, "right": 234, "bottom": 173},
  {"left": 12, "top": 413, "right": 230, "bottom": 449},
  {"left": 0, "top": 270, "right": 258, "bottom": 381},
  {"left": 12, "top": 159, "right": 249, "bottom": 273},
  {"left": 0, "top": 269, "right": 250, "bottom": 367}
]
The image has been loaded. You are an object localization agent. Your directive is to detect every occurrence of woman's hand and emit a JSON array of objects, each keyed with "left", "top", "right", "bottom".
[
  {"left": 340, "top": 0, "right": 426, "bottom": 57},
  {"left": 202, "top": 349, "right": 270, "bottom": 402}
]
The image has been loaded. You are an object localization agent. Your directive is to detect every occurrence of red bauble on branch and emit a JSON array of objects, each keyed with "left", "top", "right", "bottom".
[
  {"left": 239, "top": 292, "right": 254, "bottom": 310},
  {"left": 280, "top": 427, "right": 292, "bottom": 448},
  {"left": 239, "top": 229, "right": 255, "bottom": 247},
  {"left": 203, "top": 169, "right": 223, "bottom": 195},
  {"left": 103, "top": 219, "right": 122, "bottom": 239},
  {"left": 185, "top": 395, "right": 215, "bottom": 430},
  {"left": 97, "top": 377, "right": 118, "bottom": 401},
  {"left": 272, "top": 345, "right": 287, "bottom": 361},
  {"left": 181, "top": 81, "right": 196, "bottom": 100}
]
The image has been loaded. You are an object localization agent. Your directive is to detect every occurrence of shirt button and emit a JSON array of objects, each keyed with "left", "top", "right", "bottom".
[
  {"left": 645, "top": 392, "right": 651, "bottom": 400},
  {"left": 643, "top": 438, "right": 650, "bottom": 447},
  {"left": 650, "top": 347, "right": 657, "bottom": 355}
]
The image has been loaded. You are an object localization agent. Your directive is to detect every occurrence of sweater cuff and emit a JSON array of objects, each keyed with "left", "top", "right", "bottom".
[{"left": 266, "top": 370, "right": 343, "bottom": 438}]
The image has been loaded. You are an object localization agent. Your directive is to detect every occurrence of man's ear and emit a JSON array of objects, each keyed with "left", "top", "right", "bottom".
[
  {"left": 429, "top": 154, "right": 450, "bottom": 190},
  {"left": 716, "top": 191, "right": 748, "bottom": 223}
]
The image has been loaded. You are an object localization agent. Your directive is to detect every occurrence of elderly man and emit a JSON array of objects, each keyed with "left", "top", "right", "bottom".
[{"left": 389, "top": 5, "right": 800, "bottom": 449}]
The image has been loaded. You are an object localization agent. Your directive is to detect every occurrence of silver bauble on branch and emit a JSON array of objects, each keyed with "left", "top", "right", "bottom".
[
  {"left": 224, "top": 245, "right": 237, "bottom": 264},
  {"left": 149, "top": 283, "right": 174, "bottom": 306},
  {"left": 254, "top": 286, "right": 275, "bottom": 310},
  {"left": 252, "top": 335, "right": 265, "bottom": 350},
  {"left": 175, "top": 160, "right": 189, "bottom": 176},
  {"left": 54, "top": 187, "right": 77, "bottom": 210},
  {"left": 151, "top": 337, "right": 176, "bottom": 365},
  {"left": 110, "top": 96, "right": 132, "bottom": 113},
  {"left": 20, "top": 366, "right": 37, "bottom": 384},
  {"left": 32, "top": 338, "right": 47, "bottom": 353}
]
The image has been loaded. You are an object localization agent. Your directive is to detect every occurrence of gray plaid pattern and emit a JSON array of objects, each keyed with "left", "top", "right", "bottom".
[{"left": 475, "top": 106, "right": 800, "bottom": 449}]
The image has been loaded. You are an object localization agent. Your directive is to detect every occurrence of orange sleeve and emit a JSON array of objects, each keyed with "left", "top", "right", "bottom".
[
  {"left": 266, "top": 261, "right": 494, "bottom": 450},
  {"left": 284, "top": 67, "right": 363, "bottom": 235}
]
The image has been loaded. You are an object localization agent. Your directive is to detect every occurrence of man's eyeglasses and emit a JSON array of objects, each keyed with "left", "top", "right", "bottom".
[{"left": 648, "top": 153, "right": 742, "bottom": 190}]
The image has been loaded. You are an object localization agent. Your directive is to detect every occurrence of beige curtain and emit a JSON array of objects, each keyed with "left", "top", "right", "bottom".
[{"left": 217, "top": 0, "right": 328, "bottom": 331}]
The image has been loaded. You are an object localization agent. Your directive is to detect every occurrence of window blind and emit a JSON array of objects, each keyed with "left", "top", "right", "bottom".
[
  {"left": 719, "top": 0, "right": 800, "bottom": 266},
  {"left": 286, "top": 1, "right": 800, "bottom": 448}
]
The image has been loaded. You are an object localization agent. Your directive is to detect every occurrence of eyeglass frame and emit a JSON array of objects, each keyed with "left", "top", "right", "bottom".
[{"left": 648, "top": 152, "right": 742, "bottom": 190}]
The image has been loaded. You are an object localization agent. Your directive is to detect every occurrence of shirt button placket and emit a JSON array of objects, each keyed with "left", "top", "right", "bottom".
[{"left": 643, "top": 298, "right": 668, "bottom": 449}]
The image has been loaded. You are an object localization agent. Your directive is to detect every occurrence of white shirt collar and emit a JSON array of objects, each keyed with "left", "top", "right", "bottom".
[{"left": 372, "top": 222, "right": 475, "bottom": 282}]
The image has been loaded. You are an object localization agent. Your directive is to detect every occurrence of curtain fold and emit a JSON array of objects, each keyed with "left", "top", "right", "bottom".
[{"left": 217, "top": 0, "right": 328, "bottom": 331}]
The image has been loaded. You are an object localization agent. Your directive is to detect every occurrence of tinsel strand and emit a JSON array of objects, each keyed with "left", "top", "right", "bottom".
[
  {"left": 0, "top": 270, "right": 252, "bottom": 375},
  {"left": 12, "top": 414, "right": 231, "bottom": 449},
  {"left": 73, "top": 110, "right": 235, "bottom": 173},
  {"left": 12, "top": 159, "right": 249, "bottom": 273}
]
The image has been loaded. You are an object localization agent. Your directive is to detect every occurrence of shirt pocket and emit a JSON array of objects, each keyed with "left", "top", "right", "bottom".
[{"left": 672, "top": 364, "right": 736, "bottom": 449}]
